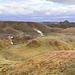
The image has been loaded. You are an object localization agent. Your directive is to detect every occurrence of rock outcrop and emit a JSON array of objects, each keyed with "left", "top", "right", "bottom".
[{"left": 42, "top": 20, "right": 75, "bottom": 29}]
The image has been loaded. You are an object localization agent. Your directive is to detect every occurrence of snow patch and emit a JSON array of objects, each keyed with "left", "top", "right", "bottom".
[
  {"left": 8, "top": 36, "right": 14, "bottom": 45},
  {"left": 11, "top": 41, "right": 14, "bottom": 45},
  {"left": 33, "top": 28, "right": 44, "bottom": 36},
  {"left": 10, "top": 36, "right": 14, "bottom": 39}
]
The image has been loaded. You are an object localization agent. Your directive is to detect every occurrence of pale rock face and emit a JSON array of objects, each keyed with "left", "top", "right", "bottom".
[{"left": 33, "top": 28, "right": 44, "bottom": 36}]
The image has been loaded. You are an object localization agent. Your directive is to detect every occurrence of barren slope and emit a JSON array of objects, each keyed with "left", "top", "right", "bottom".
[
  {"left": 13, "top": 51, "right": 75, "bottom": 75},
  {"left": 0, "top": 21, "right": 50, "bottom": 37}
]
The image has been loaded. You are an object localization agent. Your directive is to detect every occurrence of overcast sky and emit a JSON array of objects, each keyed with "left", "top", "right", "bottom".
[{"left": 0, "top": 0, "right": 75, "bottom": 22}]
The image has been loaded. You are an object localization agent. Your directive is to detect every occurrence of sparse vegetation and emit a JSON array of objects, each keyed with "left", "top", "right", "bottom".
[
  {"left": 0, "top": 21, "right": 75, "bottom": 75},
  {"left": 13, "top": 51, "right": 75, "bottom": 75}
]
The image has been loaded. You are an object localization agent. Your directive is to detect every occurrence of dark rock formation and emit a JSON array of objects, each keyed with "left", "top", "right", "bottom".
[{"left": 42, "top": 20, "right": 75, "bottom": 29}]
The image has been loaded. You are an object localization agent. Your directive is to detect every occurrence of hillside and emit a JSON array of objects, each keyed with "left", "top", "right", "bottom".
[
  {"left": 0, "top": 34, "right": 74, "bottom": 61},
  {"left": 61, "top": 27, "right": 75, "bottom": 33},
  {"left": 0, "top": 34, "right": 74, "bottom": 75},
  {"left": 14, "top": 51, "right": 75, "bottom": 75},
  {"left": 0, "top": 21, "right": 50, "bottom": 37},
  {"left": 0, "top": 21, "right": 75, "bottom": 75},
  {"left": 1, "top": 51, "right": 75, "bottom": 75},
  {"left": 0, "top": 21, "right": 75, "bottom": 37}
]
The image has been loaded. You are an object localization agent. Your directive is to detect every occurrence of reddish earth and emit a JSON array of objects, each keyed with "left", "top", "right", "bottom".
[
  {"left": 67, "top": 38, "right": 74, "bottom": 42},
  {"left": 12, "top": 37, "right": 32, "bottom": 44},
  {"left": 49, "top": 40, "right": 72, "bottom": 50},
  {"left": 14, "top": 51, "right": 75, "bottom": 75},
  {"left": 0, "top": 37, "right": 32, "bottom": 46},
  {"left": 60, "top": 28, "right": 75, "bottom": 33},
  {"left": 61, "top": 30, "right": 75, "bottom": 33},
  {"left": 26, "top": 39, "right": 40, "bottom": 48}
]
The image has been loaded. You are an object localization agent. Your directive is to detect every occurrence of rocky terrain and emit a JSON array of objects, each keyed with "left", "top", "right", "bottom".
[{"left": 42, "top": 20, "right": 75, "bottom": 29}]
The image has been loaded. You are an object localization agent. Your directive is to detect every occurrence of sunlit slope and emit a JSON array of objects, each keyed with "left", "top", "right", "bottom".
[
  {"left": 61, "top": 27, "right": 75, "bottom": 33},
  {"left": 0, "top": 34, "right": 74, "bottom": 75},
  {"left": 13, "top": 51, "right": 75, "bottom": 75},
  {"left": 0, "top": 38, "right": 10, "bottom": 50},
  {"left": 0, "top": 35, "right": 73, "bottom": 62}
]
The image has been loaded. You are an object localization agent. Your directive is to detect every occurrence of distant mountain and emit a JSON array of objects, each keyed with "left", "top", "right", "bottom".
[{"left": 42, "top": 20, "right": 75, "bottom": 28}]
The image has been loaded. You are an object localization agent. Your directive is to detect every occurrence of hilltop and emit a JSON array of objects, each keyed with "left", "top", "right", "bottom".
[{"left": 0, "top": 21, "right": 75, "bottom": 38}]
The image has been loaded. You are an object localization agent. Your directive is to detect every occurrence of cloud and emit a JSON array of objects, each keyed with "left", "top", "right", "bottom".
[
  {"left": 0, "top": 0, "right": 53, "bottom": 15},
  {"left": 0, "top": 0, "right": 75, "bottom": 22},
  {"left": 0, "top": 11, "right": 2, "bottom": 14},
  {"left": 0, "top": 2, "right": 34, "bottom": 15},
  {"left": 46, "top": 0, "right": 75, "bottom": 5}
]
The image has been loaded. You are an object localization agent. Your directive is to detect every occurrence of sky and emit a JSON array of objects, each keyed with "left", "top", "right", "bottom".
[{"left": 0, "top": 0, "right": 75, "bottom": 22}]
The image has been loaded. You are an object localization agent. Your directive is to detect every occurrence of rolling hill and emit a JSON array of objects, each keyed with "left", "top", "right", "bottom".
[
  {"left": 1, "top": 51, "right": 75, "bottom": 75},
  {"left": 0, "top": 21, "right": 50, "bottom": 37}
]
